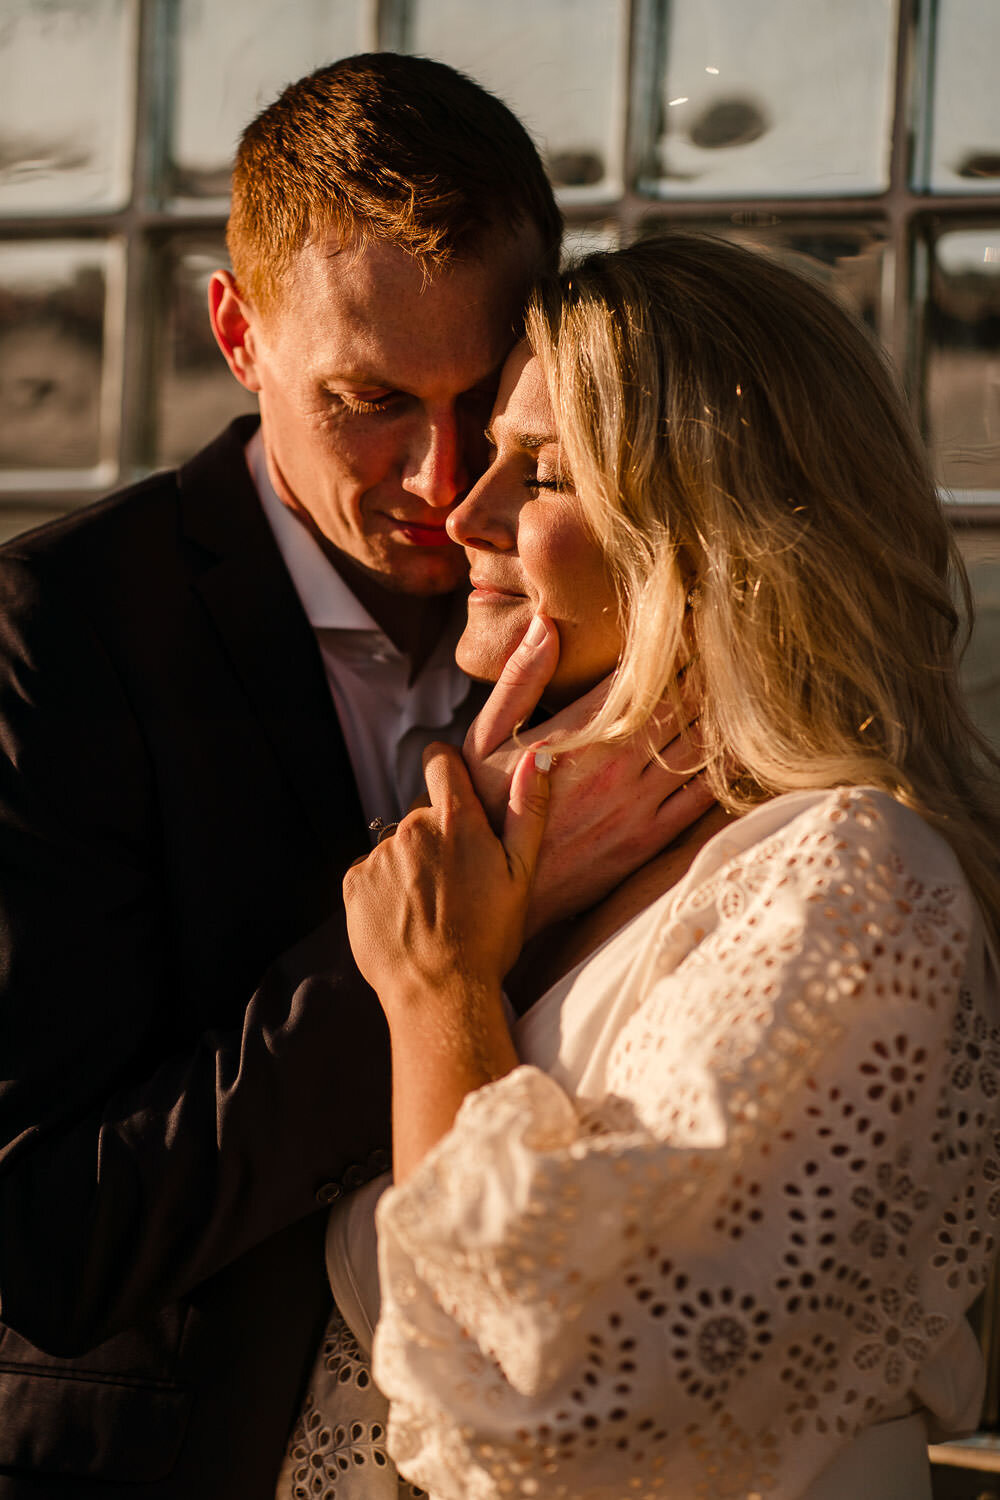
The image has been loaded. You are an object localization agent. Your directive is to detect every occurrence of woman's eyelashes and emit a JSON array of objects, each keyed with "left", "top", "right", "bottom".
[
  {"left": 526, "top": 469, "right": 572, "bottom": 495},
  {"left": 480, "top": 428, "right": 573, "bottom": 495}
]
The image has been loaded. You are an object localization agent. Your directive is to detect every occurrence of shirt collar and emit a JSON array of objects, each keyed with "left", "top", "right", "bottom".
[{"left": 246, "top": 428, "right": 381, "bottom": 632}]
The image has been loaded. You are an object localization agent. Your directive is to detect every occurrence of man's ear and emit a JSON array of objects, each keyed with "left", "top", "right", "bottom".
[{"left": 208, "top": 270, "right": 263, "bottom": 393}]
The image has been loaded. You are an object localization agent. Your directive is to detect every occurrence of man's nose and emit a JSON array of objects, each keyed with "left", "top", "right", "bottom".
[{"left": 401, "top": 410, "right": 467, "bottom": 510}]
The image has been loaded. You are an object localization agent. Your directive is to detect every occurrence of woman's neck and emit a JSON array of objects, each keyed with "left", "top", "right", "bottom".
[{"left": 506, "top": 801, "right": 738, "bottom": 1015}]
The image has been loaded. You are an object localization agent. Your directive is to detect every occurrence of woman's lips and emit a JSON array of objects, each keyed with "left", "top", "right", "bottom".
[{"left": 468, "top": 576, "right": 525, "bottom": 602}]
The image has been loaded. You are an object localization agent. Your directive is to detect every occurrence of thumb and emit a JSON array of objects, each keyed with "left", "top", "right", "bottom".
[
  {"left": 502, "top": 747, "right": 552, "bottom": 886},
  {"left": 466, "top": 614, "right": 559, "bottom": 760}
]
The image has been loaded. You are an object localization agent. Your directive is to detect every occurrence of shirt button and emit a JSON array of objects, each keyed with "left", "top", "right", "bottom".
[
  {"left": 342, "top": 1164, "right": 366, "bottom": 1189},
  {"left": 315, "top": 1182, "right": 342, "bottom": 1205}
]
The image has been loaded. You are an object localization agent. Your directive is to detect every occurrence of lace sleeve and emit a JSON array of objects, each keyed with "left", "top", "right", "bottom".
[{"left": 373, "top": 790, "right": 1000, "bottom": 1499}]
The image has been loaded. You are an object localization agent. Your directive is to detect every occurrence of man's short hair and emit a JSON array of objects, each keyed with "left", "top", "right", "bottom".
[{"left": 227, "top": 51, "right": 563, "bottom": 310}]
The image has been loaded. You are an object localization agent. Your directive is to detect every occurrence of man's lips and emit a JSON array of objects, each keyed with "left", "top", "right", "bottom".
[{"left": 390, "top": 520, "right": 456, "bottom": 547}]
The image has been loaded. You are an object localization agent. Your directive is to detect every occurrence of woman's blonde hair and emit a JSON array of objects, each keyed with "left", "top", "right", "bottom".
[{"left": 525, "top": 232, "right": 1000, "bottom": 932}]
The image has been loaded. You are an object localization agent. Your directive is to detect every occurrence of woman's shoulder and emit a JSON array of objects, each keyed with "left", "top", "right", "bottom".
[{"left": 676, "top": 785, "right": 968, "bottom": 914}]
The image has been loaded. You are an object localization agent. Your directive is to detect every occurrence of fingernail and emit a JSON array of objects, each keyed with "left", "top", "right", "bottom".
[
  {"left": 523, "top": 615, "right": 548, "bottom": 650},
  {"left": 534, "top": 748, "right": 553, "bottom": 773}
]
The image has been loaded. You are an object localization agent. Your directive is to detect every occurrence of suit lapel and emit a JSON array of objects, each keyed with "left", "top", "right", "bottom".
[{"left": 176, "top": 418, "right": 366, "bottom": 865}]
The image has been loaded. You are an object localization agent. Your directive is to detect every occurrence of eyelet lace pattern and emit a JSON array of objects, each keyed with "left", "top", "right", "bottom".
[
  {"left": 276, "top": 1305, "right": 425, "bottom": 1499},
  {"left": 364, "top": 790, "right": 1000, "bottom": 1498}
]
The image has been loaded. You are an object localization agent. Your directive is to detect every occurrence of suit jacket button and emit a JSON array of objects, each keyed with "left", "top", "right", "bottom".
[
  {"left": 316, "top": 1181, "right": 342, "bottom": 1205},
  {"left": 368, "top": 1148, "right": 390, "bottom": 1173},
  {"left": 342, "top": 1164, "right": 366, "bottom": 1189}
]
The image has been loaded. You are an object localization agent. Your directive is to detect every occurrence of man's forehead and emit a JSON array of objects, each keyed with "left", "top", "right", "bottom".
[
  {"left": 289, "top": 226, "right": 541, "bottom": 310},
  {"left": 275, "top": 232, "right": 537, "bottom": 385}
]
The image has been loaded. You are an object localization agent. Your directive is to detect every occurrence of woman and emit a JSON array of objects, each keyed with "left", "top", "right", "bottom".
[{"left": 283, "top": 234, "right": 1000, "bottom": 1498}]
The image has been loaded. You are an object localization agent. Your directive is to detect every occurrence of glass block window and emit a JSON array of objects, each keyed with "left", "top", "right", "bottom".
[
  {"left": 924, "top": 225, "right": 1000, "bottom": 495},
  {"left": 0, "top": 0, "right": 137, "bottom": 215},
  {"left": 403, "top": 0, "right": 630, "bottom": 201},
  {"left": 151, "top": 231, "right": 257, "bottom": 466},
  {"left": 165, "top": 0, "right": 370, "bottom": 206},
  {"left": 920, "top": 0, "right": 1000, "bottom": 194},
  {"left": 1, "top": 0, "right": 999, "bottom": 576},
  {"left": 635, "top": 0, "right": 899, "bottom": 199},
  {"left": 0, "top": 237, "right": 123, "bottom": 485}
]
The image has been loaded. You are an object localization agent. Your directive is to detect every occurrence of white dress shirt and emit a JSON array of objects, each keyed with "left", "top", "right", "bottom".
[{"left": 246, "top": 430, "right": 479, "bottom": 828}]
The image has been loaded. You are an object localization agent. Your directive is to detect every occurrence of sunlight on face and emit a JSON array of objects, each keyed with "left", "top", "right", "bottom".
[
  {"left": 446, "top": 343, "right": 622, "bottom": 705},
  {"left": 245, "top": 234, "right": 541, "bottom": 605}
]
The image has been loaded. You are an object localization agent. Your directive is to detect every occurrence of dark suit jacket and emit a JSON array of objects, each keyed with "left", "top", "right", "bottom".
[{"left": 0, "top": 417, "right": 394, "bottom": 1496}]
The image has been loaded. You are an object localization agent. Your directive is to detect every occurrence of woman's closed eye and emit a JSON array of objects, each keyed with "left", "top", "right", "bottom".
[{"left": 526, "top": 469, "right": 573, "bottom": 495}]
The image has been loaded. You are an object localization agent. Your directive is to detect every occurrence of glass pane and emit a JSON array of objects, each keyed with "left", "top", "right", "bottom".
[
  {"left": 636, "top": 0, "right": 898, "bottom": 199},
  {"left": 639, "top": 217, "right": 889, "bottom": 337},
  {"left": 0, "top": 0, "right": 136, "bottom": 214},
  {"left": 154, "top": 234, "right": 257, "bottom": 468},
  {"left": 0, "top": 239, "right": 121, "bottom": 482},
  {"left": 923, "top": 0, "right": 1000, "bottom": 194},
  {"left": 405, "top": 0, "right": 629, "bottom": 202},
  {"left": 925, "top": 228, "right": 1000, "bottom": 495},
  {"left": 166, "top": 0, "right": 371, "bottom": 204},
  {"left": 957, "top": 530, "right": 1000, "bottom": 753}
]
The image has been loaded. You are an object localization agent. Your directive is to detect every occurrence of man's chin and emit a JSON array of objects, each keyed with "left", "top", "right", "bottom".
[{"left": 335, "top": 546, "right": 469, "bottom": 600}]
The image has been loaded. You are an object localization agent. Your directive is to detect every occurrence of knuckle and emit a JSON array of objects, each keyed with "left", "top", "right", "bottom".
[{"left": 498, "top": 652, "right": 538, "bottom": 687}]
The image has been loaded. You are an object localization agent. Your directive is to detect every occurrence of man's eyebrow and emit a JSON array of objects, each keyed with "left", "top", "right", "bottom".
[{"left": 322, "top": 368, "right": 392, "bottom": 386}]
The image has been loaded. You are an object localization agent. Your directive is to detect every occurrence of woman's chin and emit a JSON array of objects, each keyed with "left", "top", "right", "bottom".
[{"left": 455, "top": 621, "right": 528, "bottom": 685}]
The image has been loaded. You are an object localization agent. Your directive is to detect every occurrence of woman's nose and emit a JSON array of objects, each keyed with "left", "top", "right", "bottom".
[{"left": 446, "top": 466, "right": 518, "bottom": 551}]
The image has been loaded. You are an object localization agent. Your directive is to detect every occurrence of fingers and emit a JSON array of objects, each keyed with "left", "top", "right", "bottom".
[
  {"left": 642, "top": 721, "right": 705, "bottom": 779},
  {"left": 421, "top": 740, "right": 488, "bottom": 827},
  {"left": 502, "top": 748, "right": 552, "bottom": 884},
  {"left": 465, "top": 614, "right": 560, "bottom": 761},
  {"left": 645, "top": 673, "right": 702, "bottom": 759},
  {"left": 652, "top": 768, "right": 717, "bottom": 836}
]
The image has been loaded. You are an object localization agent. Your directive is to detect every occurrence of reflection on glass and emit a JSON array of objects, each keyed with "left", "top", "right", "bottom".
[
  {"left": 957, "top": 530, "right": 1000, "bottom": 752},
  {"left": 166, "top": 0, "right": 370, "bottom": 203},
  {"left": 925, "top": 229, "right": 1000, "bottom": 494},
  {"left": 0, "top": 240, "right": 116, "bottom": 473},
  {"left": 405, "top": 0, "right": 628, "bottom": 200},
  {"left": 0, "top": 0, "right": 136, "bottom": 215},
  {"left": 636, "top": 0, "right": 898, "bottom": 199},
  {"left": 154, "top": 235, "right": 257, "bottom": 468},
  {"left": 640, "top": 217, "right": 888, "bottom": 336},
  {"left": 923, "top": 0, "right": 1000, "bottom": 194}
]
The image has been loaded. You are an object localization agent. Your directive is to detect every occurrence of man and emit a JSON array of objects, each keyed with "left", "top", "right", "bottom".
[{"left": 0, "top": 54, "right": 698, "bottom": 1499}]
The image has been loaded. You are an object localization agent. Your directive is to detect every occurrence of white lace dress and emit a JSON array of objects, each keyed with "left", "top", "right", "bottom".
[{"left": 281, "top": 787, "right": 1000, "bottom": 1499}]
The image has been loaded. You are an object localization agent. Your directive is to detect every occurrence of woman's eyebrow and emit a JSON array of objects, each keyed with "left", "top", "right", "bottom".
[{"left": 484, "top": 422, "right": 559, "bottom": 451}]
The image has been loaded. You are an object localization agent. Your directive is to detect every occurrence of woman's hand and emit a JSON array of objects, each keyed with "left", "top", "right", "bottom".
[
  {"left": 463, "top": 615, "right": 714, "bottom": 935},
  {"left": 343, "top": 741, "right": 551, "bottom": 1182}
]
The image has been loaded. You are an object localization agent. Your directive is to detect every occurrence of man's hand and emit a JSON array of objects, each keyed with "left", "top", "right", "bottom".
[
  {"left": 463, "top": 615, "right": 716, "bottom": 934},
  {"left": 344, "top": 743, "right": 549, "bottom": 1182},
  {"left": 345, "top": 743, "right": 549, "bottom": 1011}
]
